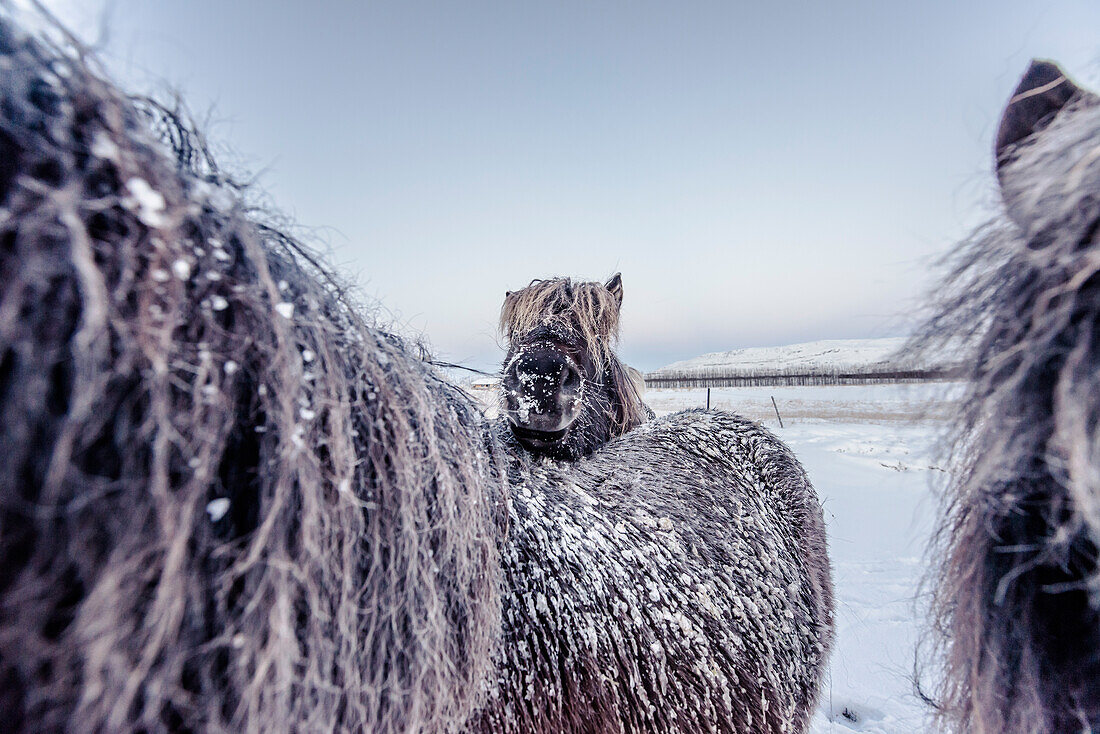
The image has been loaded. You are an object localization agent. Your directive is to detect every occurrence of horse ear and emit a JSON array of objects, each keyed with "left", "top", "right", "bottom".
[
  {"left": 605, "top": 273, "right": 623, "bottom": 307},
  {"left": 995, "top": 60, "right": 1078, "bottom": 174}
]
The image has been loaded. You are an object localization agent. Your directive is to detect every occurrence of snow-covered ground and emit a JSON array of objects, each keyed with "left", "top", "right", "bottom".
[
  {"left": 649, "top": 385, "right": 953, "bottom": 733},
  {"left": 788, "top": 421, "right": 939, "bottom": 733}
]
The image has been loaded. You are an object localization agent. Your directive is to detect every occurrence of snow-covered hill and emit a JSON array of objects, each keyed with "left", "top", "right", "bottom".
[{"left": 651, "top": 337, "right": 917, "bottom": 375}]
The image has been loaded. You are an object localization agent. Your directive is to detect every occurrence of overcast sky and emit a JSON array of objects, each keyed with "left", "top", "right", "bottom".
[{"left": 35, "top": 1, "right": 1100, "bottom": 371}]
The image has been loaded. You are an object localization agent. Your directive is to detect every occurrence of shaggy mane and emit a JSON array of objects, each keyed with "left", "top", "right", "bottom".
[{"left": 0, "top": 17, "right": 502, "bottom": 733}]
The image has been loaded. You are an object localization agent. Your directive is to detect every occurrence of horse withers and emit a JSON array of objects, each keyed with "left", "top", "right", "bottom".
[{"left": 477, "top": 407, "right": 835, "bottom": 733}]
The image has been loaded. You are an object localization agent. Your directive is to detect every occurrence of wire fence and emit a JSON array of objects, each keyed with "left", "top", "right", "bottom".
[{"left": 644, "top": 367, "right": 963, "bottom": 389}]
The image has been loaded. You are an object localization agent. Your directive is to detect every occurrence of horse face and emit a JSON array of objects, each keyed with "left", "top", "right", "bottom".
[
  {"left": 498, "top": 274, "right": 646, "bottom": 461},
  {"left": 501, "top": 327, "right": 595, "bottom": 458}
]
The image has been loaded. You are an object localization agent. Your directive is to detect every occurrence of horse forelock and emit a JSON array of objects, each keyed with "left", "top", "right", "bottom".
[
  {"left": 499, "top": 278, "right": 648, "bottom": 448},
  {"left": 500, "top": 278, "right": 620, "bottom": 367}
]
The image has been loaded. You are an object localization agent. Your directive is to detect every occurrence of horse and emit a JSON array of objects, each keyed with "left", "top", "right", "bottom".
[
  {"left": 486, "top": 282, "right": 833, "bottom": 732},
  {"left": 0, "top": 14, "right": 834, "bottom": 733},
  {"left": 498, "top": 275, "right": 651, "bottom": 461},
  {"left": 917, "top": 60, "right": 1100, "bottom": 733}
]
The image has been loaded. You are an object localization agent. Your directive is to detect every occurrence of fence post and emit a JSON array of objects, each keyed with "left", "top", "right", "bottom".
[
  {"left": 706, "top": 388, "right": 711, "bottom": 411},
  {"left": 771, "top": 396, "right": 784, "bottom": 428}
]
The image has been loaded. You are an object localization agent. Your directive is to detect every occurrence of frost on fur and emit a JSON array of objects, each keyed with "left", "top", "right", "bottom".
[{"left": 479, "top": 410, "right": 835, "bottom": 733}]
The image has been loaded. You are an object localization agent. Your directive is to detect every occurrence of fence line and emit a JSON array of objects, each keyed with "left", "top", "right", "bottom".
[{"left": 643, "top": 367, "right": 962, "bottom": 389}]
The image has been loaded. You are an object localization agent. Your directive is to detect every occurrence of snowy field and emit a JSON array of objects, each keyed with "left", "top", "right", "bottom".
[
  {"left": 644, "top": 382, "right": 960, "bottom": 425},
  {"left": 647, "top": 384, "right": 956, "bottom": 733}
]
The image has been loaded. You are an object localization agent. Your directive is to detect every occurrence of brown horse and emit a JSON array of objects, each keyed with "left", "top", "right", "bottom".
[
  {"left": 499, "top": 275, "right": 651, "bottom": 460},
  {"left": 918, "top": 60, "right": 1100, "bottom": 733}
]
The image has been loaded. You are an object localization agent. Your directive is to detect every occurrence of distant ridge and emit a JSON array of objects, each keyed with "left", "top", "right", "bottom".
[
  {"left": 653, "top": 337, "right": 908, "bottom": 374},
  {"left": 647, "top": 337, "right": 960, "bottom": 388}
]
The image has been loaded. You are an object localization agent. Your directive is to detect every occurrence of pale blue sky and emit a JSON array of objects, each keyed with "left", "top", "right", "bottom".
[{"left": 41, "top": 1, "right": 1100, "bottom": 371}]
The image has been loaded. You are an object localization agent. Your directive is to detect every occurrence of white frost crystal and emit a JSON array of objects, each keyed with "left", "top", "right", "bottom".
[
  {"left": 206, "top": 498, "right": 230, "bottom": 522},
  {"left": 125, "top": 177, "right": 168, "bottom": 227},
  {"left": 90, "top": 130, "right": 119, "bottom": 161}
]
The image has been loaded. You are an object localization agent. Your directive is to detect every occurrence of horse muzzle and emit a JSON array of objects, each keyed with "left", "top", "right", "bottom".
[
  {"left": 506, "top": 421, "right": 571, "bottom": 450},
  {"left": 501, "top": 344, "right": 585, "bottom": 453}
]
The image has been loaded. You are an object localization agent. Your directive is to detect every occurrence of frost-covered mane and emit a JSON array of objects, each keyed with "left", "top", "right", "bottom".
[{"left": 0, "top": 20, "right": 501, "bottom": 733}]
